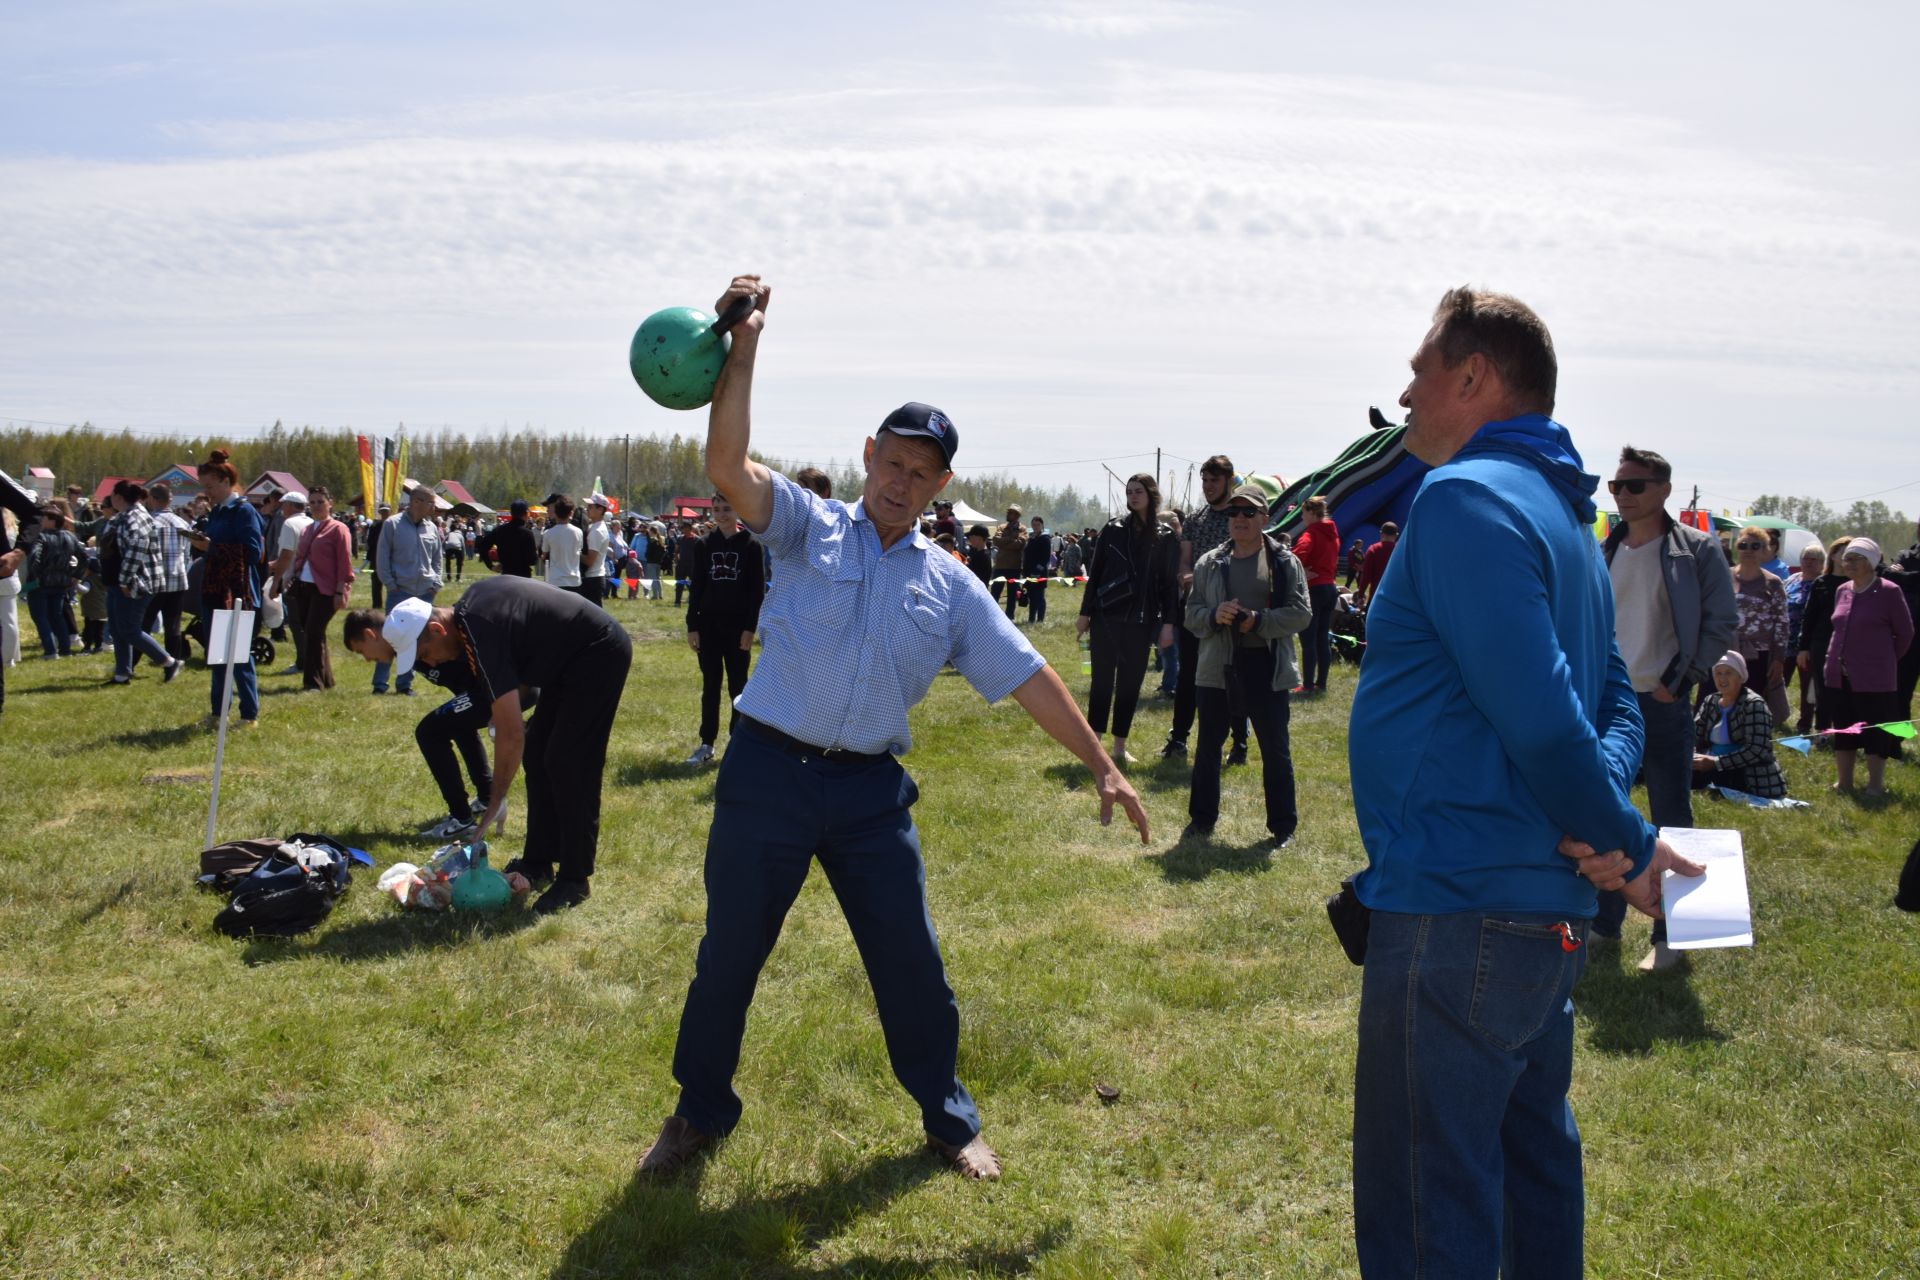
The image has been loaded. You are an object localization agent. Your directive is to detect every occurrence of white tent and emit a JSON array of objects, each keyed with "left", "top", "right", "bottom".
[{"left": 945, "top": 500, "right": 1001, "bottom": 529}]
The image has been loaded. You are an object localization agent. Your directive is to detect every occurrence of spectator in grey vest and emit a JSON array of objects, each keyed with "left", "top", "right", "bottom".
[{"left": 373, "top": 485, "right": 443, "bottom": 695}]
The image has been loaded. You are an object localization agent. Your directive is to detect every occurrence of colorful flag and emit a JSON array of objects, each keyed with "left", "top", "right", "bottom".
[{"left": 357, "top": 435, "right": 375, "bottom": 518}]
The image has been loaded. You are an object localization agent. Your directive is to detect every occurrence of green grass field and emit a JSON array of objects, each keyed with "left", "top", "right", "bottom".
[{"left": 2, "top": 594, "right": 1917, "bottom": 1278}]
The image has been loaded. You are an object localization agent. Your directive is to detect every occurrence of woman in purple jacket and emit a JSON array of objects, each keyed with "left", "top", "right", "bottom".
[{"left": 1823, "top": 537, "right": 1915, "bottom": 798}]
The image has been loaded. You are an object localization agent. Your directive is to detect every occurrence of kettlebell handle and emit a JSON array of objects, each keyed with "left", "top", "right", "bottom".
[{"left": 711, "top": 294, "right": 757, "bottom": 335}]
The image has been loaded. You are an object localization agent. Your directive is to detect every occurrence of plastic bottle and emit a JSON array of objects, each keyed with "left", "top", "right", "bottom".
[
  {"left": 425, "top": 838, "right": 487, "bottom": 881},
  {"left": 1079, "top": 634, "right": 1092, "bottom": 675}
]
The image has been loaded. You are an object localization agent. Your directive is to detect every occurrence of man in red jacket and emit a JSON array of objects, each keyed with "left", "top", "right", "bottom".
[{"left": 1353, "top": 522, "right": 1399, "bottom": 611}]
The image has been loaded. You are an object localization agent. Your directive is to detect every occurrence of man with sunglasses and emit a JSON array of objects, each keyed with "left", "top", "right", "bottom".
[
  {"left": 1182, "top": 484, "right": 1310, "bottom": 843},
  {"left": 1597, "top": 446, "right": 1736, "bottom": 970},
  {"left": 1164, "top": 455, "right": 1251, "bottom": 764}
]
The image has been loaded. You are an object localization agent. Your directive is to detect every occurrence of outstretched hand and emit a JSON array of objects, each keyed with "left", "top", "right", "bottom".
[{"left": 1098, "top": 765, "right": 1151, "bottom": 844}]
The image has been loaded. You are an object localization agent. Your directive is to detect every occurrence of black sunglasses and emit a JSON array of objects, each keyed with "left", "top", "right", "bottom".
[
  {"left": 1736, "top": 539, "right": 1766, "bottom": 550},
  {"left": 1226, "top": 506, "right": 1263, "bottom": 518},
  {"left": 1607, "top": 478, "right": 1660, "bottom": 495}
]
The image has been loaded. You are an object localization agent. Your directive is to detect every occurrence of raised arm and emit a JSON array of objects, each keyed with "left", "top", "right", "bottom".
[{"left": 706, "top": 275, "right": 774, "bottom": 532}]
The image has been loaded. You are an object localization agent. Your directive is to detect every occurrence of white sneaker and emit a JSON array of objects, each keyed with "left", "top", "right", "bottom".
[
  {"left": 684, "top": 742, "right": 715, "bottom": 766},
  {"left": 420, "top": 813, "right": 478, "bottom": 841},
  {"left": 1637, "top": 942, "right": 1685, "bottom": 973}
]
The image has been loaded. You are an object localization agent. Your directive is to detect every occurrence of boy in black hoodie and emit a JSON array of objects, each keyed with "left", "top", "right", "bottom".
[{"left": 684, "top": 494, "right": 765, "bottom": 766}]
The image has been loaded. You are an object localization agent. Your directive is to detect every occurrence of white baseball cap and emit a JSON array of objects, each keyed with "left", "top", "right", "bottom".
[
  {"left": 588, "top": 492, "right": 611, "bottom": 509},
  {"left": 382, "top": 596, "right": 435, "bottom": 677}
]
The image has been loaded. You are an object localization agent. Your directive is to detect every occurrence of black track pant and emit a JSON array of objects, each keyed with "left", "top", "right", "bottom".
[
  {"left": 697, "top": 635, "right": 752, "bottom": 745},
  {"left": 521, "top": 627, "right": 633, "bottom": 884},
  {"left": 417, "top": 690, "right": 493, "bottom": 819},
  {"left": 1086, "top": 615, "right": 1154, "bottom": 738}
]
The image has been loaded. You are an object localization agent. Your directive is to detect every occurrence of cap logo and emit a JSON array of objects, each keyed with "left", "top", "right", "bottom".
[{"left": 924, "top": 410, "right": 950, "bottom": 438}]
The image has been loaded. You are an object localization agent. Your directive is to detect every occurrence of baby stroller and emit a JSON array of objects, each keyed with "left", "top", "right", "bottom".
[{"left": 182, "top": 556, "right": 276, "bottom": 666}]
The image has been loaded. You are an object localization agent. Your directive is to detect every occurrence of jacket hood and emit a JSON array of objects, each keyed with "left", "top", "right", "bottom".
[{"left": 1454, "top": 413, "right": 1599, "bottom": 524}]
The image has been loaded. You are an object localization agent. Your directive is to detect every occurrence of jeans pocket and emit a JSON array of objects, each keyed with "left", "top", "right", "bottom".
[{"left": 1468, "top": 919, "right": 1572, "bottom": 1052}]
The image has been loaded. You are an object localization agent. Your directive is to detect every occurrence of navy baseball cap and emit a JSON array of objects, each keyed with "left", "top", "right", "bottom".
[{"left": 878, "top": 402, "right": 957, "bottom": 468}]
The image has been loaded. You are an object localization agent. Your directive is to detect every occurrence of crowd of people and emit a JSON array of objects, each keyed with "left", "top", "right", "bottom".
[{"left": 1, "top": 277, "right": 1917, "bottom": 1275}]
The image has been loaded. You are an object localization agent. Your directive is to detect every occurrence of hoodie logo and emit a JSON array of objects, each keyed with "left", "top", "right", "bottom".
[{"left": 709, "top": 550, "right": 741, "bottom": 581}]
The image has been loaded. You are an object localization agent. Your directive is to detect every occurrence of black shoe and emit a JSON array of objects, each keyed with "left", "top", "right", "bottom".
[
  {"left": 398, "top": 687, "right": 417, "bottom": 697},
  {"left": 1160, "top": 738, "right": 1188, "bottom": 760},
  {"left": 163, "top": 659, "right": 184, "bottom": 683},
  {"left": 533, "top": 878, "right": 591, "bottom": 915},
  {"left": 371, "top": 686, "right": 388, "bottom": 695},
  {"left": 501, "top": 857, "right": 555, "bottom": 889},
  {"left": 1270, "top": 832, "right": 1294, "bottom": 849},
  {"left": 1180, "top": 821, "right": 1214, "bottom": 840},
  {"left": 1226, "top": 744, "right": 1249, "bottom": 766}
]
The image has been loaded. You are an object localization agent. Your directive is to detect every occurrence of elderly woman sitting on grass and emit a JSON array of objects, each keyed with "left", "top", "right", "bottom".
[{"left": 1692, "top": 651, "right": 1788, "bottom": 799}]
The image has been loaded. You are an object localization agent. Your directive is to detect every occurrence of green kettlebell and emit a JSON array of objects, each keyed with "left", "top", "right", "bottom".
[
  {"left": 451, "top": 850, "right": 513, "bottom": 913},
  {"left": 628, "top": 296, "right": 757, "bottom": 410}
]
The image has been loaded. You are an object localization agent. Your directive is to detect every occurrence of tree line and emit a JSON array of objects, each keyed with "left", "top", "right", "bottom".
[
  {"left": 1749, "top": 494, "right": 1914, "bottom": 556},
  {"left": 1, "top": 422, "right": 1116, "bottom": 531}
]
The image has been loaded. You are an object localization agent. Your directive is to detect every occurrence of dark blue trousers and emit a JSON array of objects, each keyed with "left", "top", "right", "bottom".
[{"left": 671, "top": 727, "right": 980, "bottom": 1146}]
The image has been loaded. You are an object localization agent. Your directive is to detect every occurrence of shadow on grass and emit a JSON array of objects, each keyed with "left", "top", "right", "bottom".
[
  {"left": 1575, "top": 946, "right": 1727, "bottom": 1055},
  {"left": 241, "top": 905, "right": 541, "bottom": 965},
  {"left": 1043, "top": 758, "right": 1195, "bottom": 797},
  {"left": 1146, "top": 836, "right": 1275, "bottom": 882},
  {"left": 617, "top": 756, "right": 717, "bottom": 788},
  {"left": 4, "top": 674, "right": 115, "bottom": 696},
  {"left": 70, "top": 876, "right": 140, "bottom": 925},
  {"left": 71, "top": 722, "right": 210, "bottom": 752},
  {"left": 552, "top": 1150, "right": 1067, "bottom": 1278}
]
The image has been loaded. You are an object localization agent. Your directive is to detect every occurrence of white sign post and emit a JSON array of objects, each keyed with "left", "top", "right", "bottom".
[{"left": 204, "top": 608, "right": 254, "bottom": 851}]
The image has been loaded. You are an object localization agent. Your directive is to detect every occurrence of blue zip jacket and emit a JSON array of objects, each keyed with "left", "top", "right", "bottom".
[{"left": 1349, "top": 414, "right": 1655, "bottom": 917}]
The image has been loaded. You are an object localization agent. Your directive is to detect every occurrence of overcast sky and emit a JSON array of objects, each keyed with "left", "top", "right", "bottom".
[{"left": 2, "top": 0, "right": 1914, "bottom": 515}]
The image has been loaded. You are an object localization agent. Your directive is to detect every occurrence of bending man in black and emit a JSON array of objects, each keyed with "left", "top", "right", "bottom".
[{"left": 343, "top": 576, "right": 630, "bottom": 913}]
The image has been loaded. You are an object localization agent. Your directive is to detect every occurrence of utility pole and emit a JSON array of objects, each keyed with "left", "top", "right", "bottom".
[
  {"left": 1156, "top": 446, "right": 1162, "bottom": 496},
  {"left": 623, "top": 434, "right": 631, "bottom": 511}
]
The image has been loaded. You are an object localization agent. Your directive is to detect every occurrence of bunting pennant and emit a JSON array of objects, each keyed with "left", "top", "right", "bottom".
[{"left": 1772, "top": 719, "right": 1914, "bottom": 746}]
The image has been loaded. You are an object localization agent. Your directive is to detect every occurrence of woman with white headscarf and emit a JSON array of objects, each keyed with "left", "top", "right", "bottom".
[{"left": 1822, "top": 538, "right": 1914, "bottom": 798}]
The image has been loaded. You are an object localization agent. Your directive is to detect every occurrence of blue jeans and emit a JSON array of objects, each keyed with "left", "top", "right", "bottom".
[
  {"left": 670, "top": 725, "right": 980, "bottom": 1146},
  {"left": 1301, "top": 582, "right": 1339, "bottom": 688},
  {"left": 1355, "top": 910, "right": 1589, "bottom": 1279},
  {"left": 107, "top": 588, "right": 171, "bottom": 678},
  {"left": 372, "top": 589, "right": 434, "bottom": 691},
  {"left": 26, "top": 587, "right": 73, "bottom": 655},
  {"left": 1594, "top": 689, "right": 1694, "bottom": 941},
  {"left": 208, "top": 644, "right": 259, "bottom": 722}
]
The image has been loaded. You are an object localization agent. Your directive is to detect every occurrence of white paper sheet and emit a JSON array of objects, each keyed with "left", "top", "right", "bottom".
[
  {"left": 204, "top": 609, "right": 256, "bottom": 668},
  {"left": 1656, "top": 826, "right": 1753, "bottom": 950}
]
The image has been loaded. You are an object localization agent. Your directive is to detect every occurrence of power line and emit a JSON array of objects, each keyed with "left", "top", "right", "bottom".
[{"left": 955, "top": 450, "right": 1156, "bottom": 471}]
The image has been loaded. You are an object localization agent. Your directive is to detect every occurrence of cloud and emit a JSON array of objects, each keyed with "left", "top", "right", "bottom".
[
  {"left": 0, "top": 67, "right": 1913, "bottom": 502},
  {"left": 1003, "top": 1, "right": 1242, "bottom": 38}
]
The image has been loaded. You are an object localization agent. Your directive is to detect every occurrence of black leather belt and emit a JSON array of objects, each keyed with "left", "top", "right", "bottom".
[{"left": 739, "top": 716, "right": 890, "bottom": 764}]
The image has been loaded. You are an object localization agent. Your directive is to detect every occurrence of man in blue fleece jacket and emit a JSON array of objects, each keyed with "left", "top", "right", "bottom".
[{"left": 1347, "top": 288, "right": 1703, "bottom": 1278}]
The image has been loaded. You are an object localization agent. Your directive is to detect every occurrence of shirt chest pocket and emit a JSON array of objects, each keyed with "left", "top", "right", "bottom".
[{"left": 891, "top": 590, "right": 951, "bottom": 688}]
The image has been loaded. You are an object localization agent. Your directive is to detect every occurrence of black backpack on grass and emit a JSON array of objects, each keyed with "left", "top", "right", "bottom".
[{"left": 205, "top": 834, "right": 353, "bottom": 938}]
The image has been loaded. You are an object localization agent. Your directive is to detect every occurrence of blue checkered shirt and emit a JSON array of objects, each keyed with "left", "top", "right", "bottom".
[{"left": 735, "top": 472, "right": 1046, "bottom": 755}]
